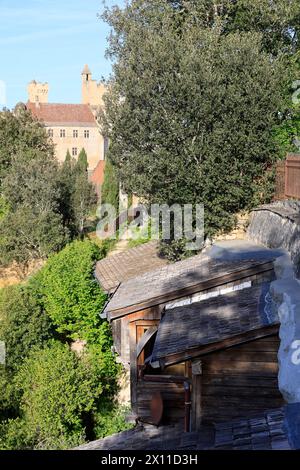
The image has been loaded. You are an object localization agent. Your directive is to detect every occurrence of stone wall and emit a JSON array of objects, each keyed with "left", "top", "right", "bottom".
[{"left": 247, "top": 201, "right": 300, "bottom": 276}]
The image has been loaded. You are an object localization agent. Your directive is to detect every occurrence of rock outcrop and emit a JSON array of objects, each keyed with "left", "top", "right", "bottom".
[{"left": 248, "top": 201, "right": 300, "bottom": 276}]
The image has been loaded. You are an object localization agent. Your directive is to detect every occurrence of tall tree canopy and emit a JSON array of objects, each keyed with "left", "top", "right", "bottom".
[
  {"left": 0, "top": 107, "right": 97, "bottom": 267},
  {"left": 101, "top": 0, "right": 288, "bottom": 238}
]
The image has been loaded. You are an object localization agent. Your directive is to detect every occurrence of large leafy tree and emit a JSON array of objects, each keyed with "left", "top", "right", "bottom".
[
  {"left": 0, "top": 240, "right": 125, "bottom": 450},
  {"left": 59, "top": 152, "right": 97, "bottom": 239},
  {"left": 0, "top": 106, "right": 53, "bottom": 189},
  {"left": 164, "top": 0, "right": 300, "bottom": 55},
  {"left": 37, "top": 240, "right": 108, "bottom": 344},
  {"left": 0, "top": 107, "right": 68, "bottom": 268},
  {"left": 8, "top": 343, "right": 107, "bottom": 449},
  {"left": 101, "top": 0, "right": 286, "bottom": 239},
  {"left": 0, "top": 283, "right": 54, "bottom": 372},
  {"left": 0, "top": 108, "right": 97, "bottom": 268}
]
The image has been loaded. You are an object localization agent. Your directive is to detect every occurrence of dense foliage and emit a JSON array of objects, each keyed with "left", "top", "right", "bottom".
[
  {"left": 0, "top": 240, "right": 127, "bottom": 450},
  {"left": 100, "top": 0, "right": 298, "bottom": 252},
  {"left": 101, "top": 156, "right": 119, "bottom": 211},
  {"left": 0, "top": 283, "right": 54, "bottom": 371},
  {"left": 0, "top": 107, "right": 97, "bottom": 269},
  {"left": 38, "top": 240, "right": 107, "bottom": 343},
  {"left": 60, "top": 153, "right": 97, "bottom": 238}
]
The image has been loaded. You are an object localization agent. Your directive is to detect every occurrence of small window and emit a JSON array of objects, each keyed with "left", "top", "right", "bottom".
[
  {"left": 48, "top": 129, "right": 53, "bottom": 138},
  {"left": 60, "top": 129, "right": 66, "bottom": 138},
  {"left": 73, "top": 130, "right": 78, "bottom": 138},
  {"left": 72, "top": 148, "right": 78, "bottom": 157},
  {"left": 84, "top": 130, "right": 90, "bottom": 139}
]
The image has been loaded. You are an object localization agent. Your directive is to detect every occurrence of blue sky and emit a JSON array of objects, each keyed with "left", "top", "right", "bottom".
[{"left": 0, "top": 0, "right": 125, "bottom": 109}]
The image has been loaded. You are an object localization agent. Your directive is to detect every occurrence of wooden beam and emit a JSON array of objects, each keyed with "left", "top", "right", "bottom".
[
  {"left": 129, "top": 321, "right": 138, "bottom": 412},
  {"left": 136, "top": 326, "right": 158, "bottom": 358},
  {"left": 142, "top": 374, "right": 190, "bottom": 384},
  {"left": 191, "top": 359, "right": 202, "bottom": 432}
]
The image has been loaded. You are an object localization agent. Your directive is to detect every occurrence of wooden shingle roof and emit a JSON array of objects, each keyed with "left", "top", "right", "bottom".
[
  {"left": 95, "top": 241, "right": 168, "bottom": 293},
  {"left": 214, "top": 408, "right": 290, "bottom": 450},
  {"left": 75, "top": 407, "right": 291, "bottom": 450},
  {"left": 151, "top": 283, "right": 279, "bottom": 365},
  {"left": 104, "top": 254, "right": 275, "bottom": 320}
]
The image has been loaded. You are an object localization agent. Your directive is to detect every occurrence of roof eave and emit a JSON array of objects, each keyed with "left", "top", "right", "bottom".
[
  {"left": 105, "top": 260, "right": 275, "bottom": 321},
  {"left": 153, "top": 323, "right": 280, "bottom": 368}
]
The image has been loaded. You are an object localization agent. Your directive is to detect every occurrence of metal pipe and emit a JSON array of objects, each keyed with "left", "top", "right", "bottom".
[{"left": 184, "top": 381, "right": 191, "bottom": 433}]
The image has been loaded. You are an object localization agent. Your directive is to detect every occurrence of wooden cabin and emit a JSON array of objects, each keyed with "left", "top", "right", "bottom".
[
  {"left": 100, "top": 245, "right": 283, "bottom": 429},
  {"left": 148, "top": 284, "right": 282, "bottom": 430}
]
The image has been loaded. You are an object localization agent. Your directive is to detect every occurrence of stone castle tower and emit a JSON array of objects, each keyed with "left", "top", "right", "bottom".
[
  {"left": 81, "top": 64, "right": 106, "bottom": 108},
  {"left": 27, "top": 80, "right": 49, "bottom": 104}
]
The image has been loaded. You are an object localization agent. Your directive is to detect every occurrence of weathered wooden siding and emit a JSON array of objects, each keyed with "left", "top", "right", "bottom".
[
  {"left": 111, "top": 306, "right": 163, "bottom": 366},
  {"left": 136, "top": 379, "right": 185, "bottom": 423},
  {"left": 198, "top": 335, "right": 283, "bottom": 424},
  {"left": 113, "top": 267, "right": 275, "bottom": 366}
]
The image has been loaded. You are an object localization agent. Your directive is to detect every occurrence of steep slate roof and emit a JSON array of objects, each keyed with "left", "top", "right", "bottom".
[
  {"left": 26, "top": 102, "right": 97, "bottom": 126},
  {"left": 95, "top": 241, "right": 169, "bottom": 293},
  {"left": 75, "top": 407, "right": 291, "bottom": 450},
  {"left": 104, "top": 253, "right": 274, "bottom": 319},
  {"left": 151, "top": 283, "right": 278, "bottom": 364}
]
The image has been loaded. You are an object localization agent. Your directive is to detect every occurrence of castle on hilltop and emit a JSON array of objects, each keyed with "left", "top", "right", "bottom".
[{"left": 24, "top": 65, "right": 107, "bottom": 192}]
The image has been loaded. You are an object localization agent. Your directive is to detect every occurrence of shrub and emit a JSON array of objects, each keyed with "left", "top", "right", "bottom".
[
  {"left": 38, "top": 240, "right": 107, "bottom": 344},
  {"left": 0, "top": 284, "right": 54, "bottom": 371},
  {"left": 13, "top": 342, "right": 102, "bottom": 449}
]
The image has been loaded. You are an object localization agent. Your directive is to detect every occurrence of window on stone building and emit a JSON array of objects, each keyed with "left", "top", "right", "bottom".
[
  {"left": 60, "top": 129, "right": 66, "bottom": 138},
  {"left": 84, "top": 130, "right": 90, "bottom": 138},
  {"left": 72, "top": 148, "right": 78, "bottom": 157},
  {"left": 73, "top": 130, "right": 78, "bottom": 138},
  {"left": 48, "top": 129, "right": 54, "bottom": 138}
]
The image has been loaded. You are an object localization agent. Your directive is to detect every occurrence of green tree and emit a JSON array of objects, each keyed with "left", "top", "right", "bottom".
[
  {"left": 0, "top": 108, "right": 69, "bottom": 268},
  {"left": 38, "top": 240, "right": 108, "bottom": 343},
  {"left": 101, "top": 156, "right": 119, "bottom": 211},
  {"left": 72, "top": 172, "right": 98, "bottom": 238},
  {"left": 101, "top": 1, "right": 286, "bottom": 243},
  {"left": 160, "top": 1, "right": 300, "bottom": 56},
  {"left": 77, "top": 148, "right": 88, "bottom": 172},
  {"left": 0, "top": 105, "right": 53, "bottom": 189},
  {"left": 65, "top": 149, "right": 72, "bottom": 163},
  {"left": 0, "top": 283, "right": 54, "bottom": 372},
  {"left": 11, "top": 342, "right": 105, "bottom": 449},
  {"left": 59, "top": 152, "right": 97, "bottom": 238},
  {"left": 0, "top": 341, "right": 124, "bottom": 450}
]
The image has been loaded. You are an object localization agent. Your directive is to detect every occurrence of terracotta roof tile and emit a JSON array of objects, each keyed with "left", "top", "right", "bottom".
[
  {"left": 26, "top": 102, "right": 96, "bottom": 125},
  {"left": 90, "top": 160, "right": 106, "bottom": 186}
]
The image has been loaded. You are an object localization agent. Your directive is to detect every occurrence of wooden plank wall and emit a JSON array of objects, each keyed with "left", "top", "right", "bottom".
[
  {"left": 198, "top": 335, "right": 284, "bottom": 424},
  {"left": 136, "top": 380, "right": 185, "bottom": 423}
]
